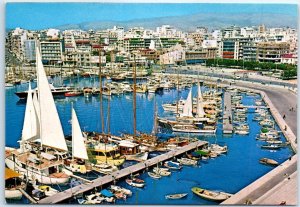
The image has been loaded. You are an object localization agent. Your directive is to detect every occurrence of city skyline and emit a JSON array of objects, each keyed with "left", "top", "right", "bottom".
[{"left": 6, "top": 3, "right": 298, "bottom": 30}]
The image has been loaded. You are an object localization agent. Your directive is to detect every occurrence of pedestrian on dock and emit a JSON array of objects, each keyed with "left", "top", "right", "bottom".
[
  {"left": 284, "top": 125, "right": 287, "bottom": 131},
  {"left": 283, "top": 114, "right": 286, "bottom": 120}
]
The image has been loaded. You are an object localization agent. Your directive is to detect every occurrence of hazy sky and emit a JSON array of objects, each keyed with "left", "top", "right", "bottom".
[{"left": 6, "top": 3, "right": 298, "bottom": 30}]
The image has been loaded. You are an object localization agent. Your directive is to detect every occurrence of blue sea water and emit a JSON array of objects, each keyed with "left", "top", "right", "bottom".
[{"left": 5, "top": 76, "right": 293, "bottom": 205}]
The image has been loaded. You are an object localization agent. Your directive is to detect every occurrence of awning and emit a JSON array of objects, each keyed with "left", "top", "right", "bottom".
[
  {"left": 100, "top": 189, "right": 114, "bottom": 197},
  {"left": 5, "top": 168, "right": 20, "bottom": 180}
]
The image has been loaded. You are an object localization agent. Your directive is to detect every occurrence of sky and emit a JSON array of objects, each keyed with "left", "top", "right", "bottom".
[{"left": 6, "top": 3, "right": 298, "bottom": 30}]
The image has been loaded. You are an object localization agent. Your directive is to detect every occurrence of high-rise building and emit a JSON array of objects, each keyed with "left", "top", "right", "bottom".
[{"left": 24, "top": 40, "right": 36, "bottom": 62}]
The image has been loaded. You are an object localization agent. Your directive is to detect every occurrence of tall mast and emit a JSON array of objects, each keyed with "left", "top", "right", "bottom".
[
  {"left": 176, "top": 67, "right": 179, "bottom": 116},
  {"left": 133, "top": 54, "right": 137, "bottom": 138},
  {"left": 99, "top": 36, "right": 104, "bottom": 133}
]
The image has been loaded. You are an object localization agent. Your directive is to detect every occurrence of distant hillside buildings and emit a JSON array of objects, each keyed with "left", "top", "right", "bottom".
[{"left": 6, "top": 24, "right": 298, "bottom": 67}]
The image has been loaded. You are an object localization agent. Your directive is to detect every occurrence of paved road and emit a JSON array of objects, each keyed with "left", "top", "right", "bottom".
[{"left": 165, "top": 68, "right": 297, "bottom": 89}]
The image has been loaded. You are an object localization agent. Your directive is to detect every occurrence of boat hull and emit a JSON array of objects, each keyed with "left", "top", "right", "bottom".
[
  {"left": 5, "top": 155, "right": 69, "bottom": 185},
  {"left": 5, "top": 189, "right": 23, "bottom": 200}
]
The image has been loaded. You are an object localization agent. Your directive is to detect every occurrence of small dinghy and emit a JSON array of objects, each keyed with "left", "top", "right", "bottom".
[
  {"left": 165, "top": 193, "right": 188, "bottom": 199},
  {"left": 148, "top": 172, "right": 161, "bottom": 179},
  {"left": 164, "top": 161, "right": 182, "bottom": 170}
]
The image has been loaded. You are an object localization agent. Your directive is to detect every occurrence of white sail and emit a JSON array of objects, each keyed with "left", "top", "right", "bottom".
[
  {"left": 196, "top": 82, "right": 205, "bottom": 118},
  {"left": 21, "top": 83, "right": 39, "bottom": 142},
  {"left": 72, "top": 108, "right": 88, "bottom": 160},
  {"left": 36, "top": 48, "right": 68, "bottom": 151},
  {"left": 33, "top": 90, "right": 40, "bottom": 123},
  {"left": 181, "top": 88, "right": 193, "bottom": 117}
]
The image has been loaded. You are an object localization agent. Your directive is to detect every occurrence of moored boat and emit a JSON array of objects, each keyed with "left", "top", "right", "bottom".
[
  {"left": 164, "top": 161, "right": 182, "bottom": 170},
  {"left": 261, "top": 144, "right": 281, "bottom": 150},
  {"left": 177, "top": 158, "right": 197, "bottom": 166},
  {"left": 33, "top": 185, "right": 59, "bottom": 197},
  {"left": 259, "top": 158, "right": 279, "bottom": 166},
  {"left": 125, "top": 179, "right": 145, "bottom": 188},
  {"left": 148, "top": 172, "right": 161, "bottom": 179},
  {"left": 165, "top": 193, "right": 188, "bottom": 199},
  {"left": 5, "top": 168, "right": 25, "bottom": 200},
  {"left": 191, "top": 187, "right": 232, "bottom": 202},
  {"left": 65, "top": 91, "right": 82, "bottom": 97}
]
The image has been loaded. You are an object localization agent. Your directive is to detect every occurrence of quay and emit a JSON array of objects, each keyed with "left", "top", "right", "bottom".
[
  {"left": 223, "top": 92, "right": 233, "bottom": 134},
  {"left": 38, "top": 140, "right": 208, "bottom": 204},
  {"left": 222, "top": 155, "right": 297, "bottom": 205}
]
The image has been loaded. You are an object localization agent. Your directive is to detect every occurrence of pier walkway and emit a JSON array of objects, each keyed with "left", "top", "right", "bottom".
[
  {"left": 38, "top": 140, "right": 207, "bottom": 204},
  {"left": 223, "top": 92, "right": 233, "bottom": 134}
]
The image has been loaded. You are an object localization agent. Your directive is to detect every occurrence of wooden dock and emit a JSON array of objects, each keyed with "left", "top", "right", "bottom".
[
  {"left": 223, "top": 92, "right": 233, "bottom": 134},
  {"left": 38, "top": 140, "right": 207, "bottom": 204},
  {"left": 19, "top": 188, "right": 37, "bottom": 204}
]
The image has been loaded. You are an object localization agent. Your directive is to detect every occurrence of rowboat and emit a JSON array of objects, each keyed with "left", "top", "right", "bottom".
[
  {"left": 165, "top": 193, "right": 188, "bottom": 199},
  {"left": 191, "top": 187, "right": 232, "bottom": 202},
  {"left": 259, "top": 158, "right": 279, "bottom": 166},
  {"left": 125, "top": 179, "right": 145, "bottom": 188},
  {"left": 153, "top": 168, "right": 171, "bottom": 176},
  {"left": 177, "top": 158, "right": 198, "bottom": 166},
  {"left": 148, "top": 172, "right": 161, "bottom": 179}
]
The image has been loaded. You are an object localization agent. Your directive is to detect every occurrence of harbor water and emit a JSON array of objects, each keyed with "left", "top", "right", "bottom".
[{"left": 5, "top": 76, "right": 293, "bottom": 205}]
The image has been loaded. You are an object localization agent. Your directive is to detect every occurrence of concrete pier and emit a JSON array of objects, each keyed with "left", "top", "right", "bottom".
[
  {"left": 223, "top": 92, "right": 233, "bottom": 134},
  {"left": 38, "top": 140, "right": 207, "bottom": 204},
  {"left": 222, "top": 155, "right": 297, "bottom": 205}
]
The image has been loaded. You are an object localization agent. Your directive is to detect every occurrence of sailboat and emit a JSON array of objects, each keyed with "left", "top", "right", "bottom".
[
  {"left": 64, "top": 107, "right": 92, "bottom": 174},
  {"left": 87, "top": 44, "right": 125, "bottom": 167},
  {"left": 5, "top": 48, "right": 70, "bottom": 184},
  {"left": 161, "top": 82, "right": 216, "bottom": 134}
]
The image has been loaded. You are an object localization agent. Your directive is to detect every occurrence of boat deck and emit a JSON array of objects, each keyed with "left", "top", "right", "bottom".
[
  {"left": 223, "top": 92, "right": 233, "bottom": 134},
  {"left": 38, "top": 140, "right": 207, "bottom": 204}
]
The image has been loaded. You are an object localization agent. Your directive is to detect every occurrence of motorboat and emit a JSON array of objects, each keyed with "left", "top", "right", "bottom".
[
  {"left": 191, "top": 187, "right": 232, "bottom": 202},
  {"left": 165, "top": 193, "right": 188, "bottom": 199},
  {"left": 65, "top": 90, "right": 83, "bottom": 97},
  {"left": 15, "top": 83, "right": 75, "bottom": 99}
]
